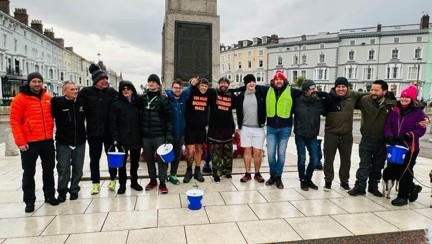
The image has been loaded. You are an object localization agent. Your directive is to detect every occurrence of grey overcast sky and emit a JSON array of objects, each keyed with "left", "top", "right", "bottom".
[{"left": 9, "top": 0, "right": 432, "bottom": 86}]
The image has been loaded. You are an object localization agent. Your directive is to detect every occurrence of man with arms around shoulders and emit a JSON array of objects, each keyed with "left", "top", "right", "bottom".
[
  {"left": 51, "top": 81, "right": 86, "bottom": 202},
  {"left": 10, "top": 72, "right": 59, "bottom": 213},
  {"left": 78, "top": 64, "right": 118, "bottom": 195},
  {"left": 323, "top": 77, "right": 366, "bottom": 191},
  {"left": 294, "top": 79, "right": 326, "bottom": 191},
  {"left": 236, "top": 74, "right": 267, "bottom": 184}
]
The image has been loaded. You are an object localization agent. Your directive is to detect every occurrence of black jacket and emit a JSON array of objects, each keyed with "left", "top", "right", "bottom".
[
  {"left": 140, "top": 90, "right": 173, "bottom": 139},
  {"left": 293, "top": 93, "right": 325, "bottom": 137},
  {"left": 51, "top": 96, "right": 86, "bottom": 146},
  {"left": 110, "top": 81, "right": 141, "bottom": 149},
  {"left": 236, "top": 87, "right": 267, "bottom": 129},
  {"left": 78, "top": 86, "right": 118, "bottom": 137}
]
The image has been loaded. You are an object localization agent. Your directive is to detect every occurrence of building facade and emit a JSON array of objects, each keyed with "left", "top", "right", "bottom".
[
  {"left": 0, "top": 0, "right": 119, "bottom": 105},
  {"left": 221, "top": 15, "right": 431, "bottom": 100}
]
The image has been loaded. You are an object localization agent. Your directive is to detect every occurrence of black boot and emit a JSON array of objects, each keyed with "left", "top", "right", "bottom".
[
  {"left": 183, "top": 167, "right": 193, "bottom": 183},
  {"left": 275, "top": 176, "right": 284, "bottom": 189},
  {"left": 265, "top": 175, "right": 275, "bottom": 186}
]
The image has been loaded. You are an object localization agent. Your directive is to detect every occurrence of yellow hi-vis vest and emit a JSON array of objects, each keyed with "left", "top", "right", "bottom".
[{"left": 266, "top": 86, "right": 292, "bottom": 118}]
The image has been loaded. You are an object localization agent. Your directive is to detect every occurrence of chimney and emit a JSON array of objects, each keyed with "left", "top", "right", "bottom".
[
  {"left": 55, "top": 38, "right": 64, "bottom": 47},
  {"left": 0, "top": 0, "right": 10, "bottom": 15},
  {"left": 14, "top": 8, "right": 28, "bottom": 25},
  {"left": 301, "top": 34, "right": 306, "bottom": 41},
  {"left": 420, "top": 14, "right": 430, "bottom": 29},
  {"left": 377, "top": 23, "right": 382, "bottom": 32},
  {"left": 65, "top": 47, "right": 74, "bottom": 52},
  {"left": 30, "top": 20, "right": 43, "bottom": 33},
  {"left": 44, "top": 28, "right": 55, "bottom": 39},
  {"left": 271, "top": 34, "right": 279, "bottom": 43}
]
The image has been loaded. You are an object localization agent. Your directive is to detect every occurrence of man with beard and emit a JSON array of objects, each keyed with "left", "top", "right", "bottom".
[
  {"left": 207, "top": 77, "right": 236, "bottom": 183},
  {"left": 348, "top": 80, "right": 395, "bottom": 197}
]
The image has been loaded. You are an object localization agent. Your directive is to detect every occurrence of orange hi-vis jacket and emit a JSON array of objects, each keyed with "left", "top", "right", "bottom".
[{"left": 10, "top": 87, "right": 54, "bottom": 147}]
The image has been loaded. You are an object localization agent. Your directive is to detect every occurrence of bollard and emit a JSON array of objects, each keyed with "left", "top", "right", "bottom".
[{"left": 5, "top": 127, "right": 19, "bottom": 156}]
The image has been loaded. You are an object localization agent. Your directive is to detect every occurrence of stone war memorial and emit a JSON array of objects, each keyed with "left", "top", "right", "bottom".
[{"left": 162, "top": 0, "right": 220, "bottom": 88}]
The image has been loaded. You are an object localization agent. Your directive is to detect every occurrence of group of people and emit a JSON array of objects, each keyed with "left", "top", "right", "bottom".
[{"left": 10, "top": 64, "right": 430, "bottom": 213}]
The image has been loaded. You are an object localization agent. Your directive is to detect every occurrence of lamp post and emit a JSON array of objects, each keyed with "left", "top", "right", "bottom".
[{"left": 416, "top": 57, "right": 422, "bottom": 99}]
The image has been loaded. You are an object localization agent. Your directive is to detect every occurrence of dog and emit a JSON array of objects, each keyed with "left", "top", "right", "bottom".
[{"left": 382, "top": 179, "right": 398, "bottom": 199}]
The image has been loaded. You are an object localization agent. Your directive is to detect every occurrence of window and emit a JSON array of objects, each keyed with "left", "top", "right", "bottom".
[
  {"left": 394, "top": 37, "right": 399, "bottom": 43},
  {"left": 385, "top": 64, "right": 401, "bottom": 79},
  {"left": 258, "top": 50, "right": 263, "bottom": 56},
  {"left": 348, "top": 50, "right": 355, "bottom": 61},
  {"left": 277, "top": 56, "right": 282, "bottom": 65},
  {"left": 368, "top": 50, "right": 375, "bottom": 60},
  {"left": 301, "top": 54, "right": 307, "bottom": 64},
  {"left": 238, "top": 53, "right": 242, "bottom": 58},
  {"left": 221, "top": 56, "right": 224, "bottom": 61},
  {"left": 319, "top": 53, "right": 325, "bottom": 63},
  {"left": 320, "top": 43, "right": 324, "bottom": 49},
  {"left": 370, "top": 39, "right": 376, "bottom": 44},
  {"left": 363, "top": 67, "right": 374, "bottom": 80},
  {"left": 301, "top": 70, "right": 306, "bottom": 78},
  {"left": 414, "top": 48, "right": 422, "bottom": 59},
  {"left": 391, "top": 49, "right": 399, "bottom": 59},
  {"left": 247, "top": 51, "right": 251, "bottom": 57},
  {"left": 407, "top": 66, "right": 420, "bottom": 80},
  {"left": 3, "top": 34, "right": 6, "bottom": 48},
  {"left": 60, "top": 72, "right": 64, "bottom": 81},
  {"left": 235, "top": 74, "right": 242, "bottom": 83},
  {"left": 345, "top": 65, "right": 357, "bottom": 79},
  {"left": 302, "top": 45, "right": 306, "bottom": 50},
  {"left": 315, "top": 68, "right": 328, "bottom": 80},
  {"left": 292, "top": 70, "right": 298, "bottom": 81},
  {"left": 417, "top": 36, "right": 422, "bottom": 42},
  {"left": 227, "top": 54, "right": 231, "bottom": 60},
  {"left": 14, "top": 39, "right": 17, "bottom": 52},
  {"left": 49, "top": 69, "right": 53, "bottom": 79},
  {"left": 24, "top": 45, "right": 28, "bottom": 55},
  {"left": 222, "top": 64, "right": 225, "bottom": 71},
  {"left": 292, "top": 55, "right": 298, "bottom": 65},
  {"left": 350, "top": 40, "right": 355, "bottom": 46},
  {"left": 256, "top": 72, "right": 264, "bottom": 82},
  {"left": 228, "top": 63, "right": 231, "bottom": 71},
  {"left": 0, "top": 54, "right": 3, "bottom": 70},
  {"left": 248, "top": 60, "right": 252, "bottom": 68},
  {"left": 238, "top": 61, "right": 241, "bottom": 69},
  {"left": 258, "top": 59, "right": 263, "bottom": 68}
]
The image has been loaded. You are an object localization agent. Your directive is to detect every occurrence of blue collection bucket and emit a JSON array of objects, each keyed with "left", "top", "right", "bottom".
[
  {"left": 186, "top": 189, "right": 204, "bottom": 210},
  {"left": 107, "top": 152, "right": 125, "bottom": 168},
  {"left": 157, "top": 143, "right": 174, "bottom": 163},
  {"left": 386, "top": 145, "right": 408, "bottom": 165}
]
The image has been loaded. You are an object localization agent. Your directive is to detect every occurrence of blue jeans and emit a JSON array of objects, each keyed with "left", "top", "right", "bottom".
[
  {"left": 266, "top": 127, "right": 291, "bottom": 177},
  {"left": 295, "top": 135, "right": 319, "bottom": 181}
]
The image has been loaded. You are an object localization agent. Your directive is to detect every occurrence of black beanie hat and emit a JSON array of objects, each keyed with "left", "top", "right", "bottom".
[
  {"left": 335, "top": 77, "right": 349, "bottom": 87},
  {"left": 302, "top": 79, "right": 316, "bottom": 91},
  {"left": 148, "top": 74, "right": 161, "bottom": 85},
  {"left": 27, "top": 72, "right": 43, "bottom": 83},
  {"left": 89, "top": 63, "right": 108, "bottom": 85},
  {"left": 243, "top": 74, "right": 256, "bottom": 85}
]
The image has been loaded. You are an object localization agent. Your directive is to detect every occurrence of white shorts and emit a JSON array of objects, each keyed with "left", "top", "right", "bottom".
[{"left": 240, "top": 126, "right": 265, "bottom": 150}]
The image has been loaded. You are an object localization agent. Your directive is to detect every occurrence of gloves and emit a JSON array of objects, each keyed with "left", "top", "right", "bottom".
[
  {"left": 396, "top": 134, "right": 409, "bottom": 144},
  {"left": 386, "top": 136, "right": 397, "bottom": 146},
  {"left": 113, "top": 141, "right": 118, "bottom": 146}
]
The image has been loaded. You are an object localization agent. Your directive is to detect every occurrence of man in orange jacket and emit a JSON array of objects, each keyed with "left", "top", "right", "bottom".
[{"left": 10, "top": 72, "right": 59, "bottom": 213}]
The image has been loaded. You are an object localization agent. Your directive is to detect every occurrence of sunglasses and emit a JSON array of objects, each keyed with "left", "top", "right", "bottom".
[{"left": 122, "top": 86, "right": 132, "bottom": 91}]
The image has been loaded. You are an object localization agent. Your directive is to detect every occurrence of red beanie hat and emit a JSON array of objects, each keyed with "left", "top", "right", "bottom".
[
  {"left": 400, "top": 85, "right": 417, "bottom": 101},
  {"left": 273, "top": 70, "right": 287, "bottom": 81}
]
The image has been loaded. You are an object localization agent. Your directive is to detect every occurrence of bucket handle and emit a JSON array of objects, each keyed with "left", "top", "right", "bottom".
[{"left": 108, "top": 145, "right": 125, "bottom": 153}]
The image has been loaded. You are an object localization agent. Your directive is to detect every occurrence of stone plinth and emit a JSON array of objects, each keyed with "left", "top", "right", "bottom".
[
  {"left": 5, "top": 127, "right": 19, "bottom": 156},
  {"left": 162, "top": 0, "right": 220, "bottom": 88}
]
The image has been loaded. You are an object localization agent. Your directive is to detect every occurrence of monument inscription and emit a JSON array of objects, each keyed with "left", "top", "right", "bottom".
[{"left": 175, "top": 21, "right": 212, "bottom": 81}]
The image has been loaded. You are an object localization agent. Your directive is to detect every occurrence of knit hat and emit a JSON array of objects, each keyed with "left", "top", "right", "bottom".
[
  {"left": 273, "top": 70, "right": 287, "bottom": 81},
  {"left": 243, "top": 74, "right": 256, "bottom": 85},
  {"left": 218, "top": 77, "right": 230, "bottom": 84},
  {"left": 27, "top": 72, "right": 43, "bottom": 83},
  {"left": 334, "top": 77, "right": 349, "bottom": 87},
  {"left": 400, "top": 85, "right": 417, "bottom": 101},
  {"left": 89, "top": 63, "right": 108, "bottom": 85},
  {"left": 147, "top": 74, "right": 161, "bottom": 85},
  {"left": 302, "top": 79, "right": 316, "bottom": 91}
]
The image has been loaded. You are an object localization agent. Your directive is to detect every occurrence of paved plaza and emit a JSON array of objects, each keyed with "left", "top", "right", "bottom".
[{"left": 0, "top": 138, "right": 432, "bottom": 243}]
